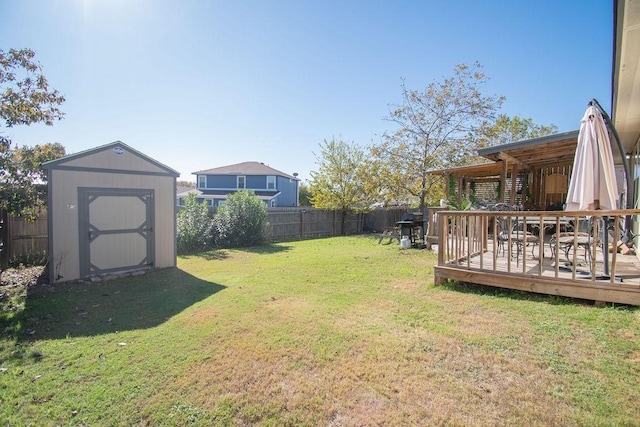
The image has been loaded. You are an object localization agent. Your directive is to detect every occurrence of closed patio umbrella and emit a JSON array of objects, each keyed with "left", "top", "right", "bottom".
[
  {"left": 565, "top": 104, "right": 618, "bottom": 277},
  {"left": 565, "top": 105, "right": 618, "bottom": 211}
]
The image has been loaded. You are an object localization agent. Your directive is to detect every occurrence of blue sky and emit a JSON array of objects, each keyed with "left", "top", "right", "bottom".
[{"left": 2, "top": 0, "right": 613, "bottom": 182}]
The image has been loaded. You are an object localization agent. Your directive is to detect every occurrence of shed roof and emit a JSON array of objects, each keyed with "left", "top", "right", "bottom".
[
  {"left": 193, "top": 161, "right": 298, "bottom": 180},
  {"left": 42, "top": 141, "right": 180, "bottom": 177}
]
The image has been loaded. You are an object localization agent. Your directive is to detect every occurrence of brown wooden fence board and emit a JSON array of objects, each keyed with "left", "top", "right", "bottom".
[
  {"left": 6, "top": 212, "right": 48, "bottom": 260},
  {"left": 4, "top": 207, "right": 421, "bottom": 260}
]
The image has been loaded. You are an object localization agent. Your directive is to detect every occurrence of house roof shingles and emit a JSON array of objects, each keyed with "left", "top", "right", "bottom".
[{"left": 193, "top": 161, "right": 298, "bottom": 180}]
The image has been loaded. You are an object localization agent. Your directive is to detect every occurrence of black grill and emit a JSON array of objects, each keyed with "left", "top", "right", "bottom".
[{"left": 396, "top": 212, "right": 425, "bottom": 247}]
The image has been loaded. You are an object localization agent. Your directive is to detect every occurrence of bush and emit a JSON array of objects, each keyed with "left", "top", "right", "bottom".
[
  {"left": 177, "top": 194, "right": 215, "bottom": 254},
  {"left": 8, "top": 250, "right": 48, "bottom": 268},
  {"left": 213, "top": 190, "right": 268, "bottom": 248}
]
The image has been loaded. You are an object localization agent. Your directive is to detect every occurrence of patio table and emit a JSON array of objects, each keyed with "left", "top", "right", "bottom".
[{"left": 523, "top": 216, "right": 573, "bottom": 235}]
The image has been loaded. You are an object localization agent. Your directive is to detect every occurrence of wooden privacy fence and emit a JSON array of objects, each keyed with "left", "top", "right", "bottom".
[
  {"left": 2, "top": 207, "right": 414, "bottom": 261},
  {"left": 267, "top": 207, "right": 364, "bottom": 239},
  {"left": 0, "top": 210, "right": 48, "bottom": 265},
  {"left": 266, "top": 207, "right": 409, "bottom": 239}
]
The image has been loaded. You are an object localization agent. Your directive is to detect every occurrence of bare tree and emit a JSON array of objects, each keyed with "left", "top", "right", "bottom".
[{"left": 374, "top": 62, "right": 504, "bottom": 210}]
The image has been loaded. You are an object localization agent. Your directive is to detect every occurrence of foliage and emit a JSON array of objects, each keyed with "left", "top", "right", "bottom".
[
  {"left": 446, "top": 196, "right": 473, "bottom": 211},
  {"left": 1, "top": 48, "right": 65, "bottom": 219},
  {"left": 0, "top": 48, "right": 65, "bottom": 128},
  {"left": 1, "top": 142, "right": 65, "bottom": 220},
  {"left": 213, "top": 190, "right": 268, "bottom": 248},
  {"left": 176, "top": 180, "right": 196, "bottom": 188},
  {"left": 309, "top": 138, "right": 378, "bottom": 212},
  {"left": 373, "top": 62, "right": 504, "bottom": 210},
  {"left": 176, "top": 194, "right": 214, "bottom": 254},
  {"left": 298, "top": 182, "right": 312, "bottom": 206},
  {"left": 8, "top": 250, "right": 48, "bottom": 268},
  {"left": 478, "top": 114, "right": 557, "bottom": 148}
]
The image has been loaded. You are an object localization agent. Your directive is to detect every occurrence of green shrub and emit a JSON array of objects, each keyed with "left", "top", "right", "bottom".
[
  {"left": 8, "top": 250, "right": 48, "bottom": 267},
  {"left": 213, "top": 190, "right": 268, "bottom": 248},
  {"left": 177, "top": 194, "right": 215, "bottom": 254}
]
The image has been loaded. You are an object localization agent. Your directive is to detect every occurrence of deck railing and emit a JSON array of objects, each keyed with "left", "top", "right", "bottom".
[{"left": 436, "top": 209, "right": 640, "bottom": 285}]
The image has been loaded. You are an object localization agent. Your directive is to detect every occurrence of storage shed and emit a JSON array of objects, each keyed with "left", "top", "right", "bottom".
[{"left": 43, "top": 141, "right": 179, "bottom": 283}]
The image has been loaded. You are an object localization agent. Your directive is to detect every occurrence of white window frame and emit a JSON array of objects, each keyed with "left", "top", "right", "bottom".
[
  {"left": 270, "top": 199, "right": 276, "bottom": 207},
  {"left": 198, "top": 175, "right": 206, "bottom": 189},
  {"left": 266, "top": 175, "right": 276, "bottom": 190},
  {"left": 237, "top": 176, "right": 246, "bottom": 189}
]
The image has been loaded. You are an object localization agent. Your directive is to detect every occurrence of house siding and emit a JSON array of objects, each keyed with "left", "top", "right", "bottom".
[
  {"left": 276, "top": 176, "right": 298, "bottom": 206},
  {"left": 246, "top": 175, "right": 264, "bottom": 189},
  {"left": 193, "top": 163, "right": 299, "bottom": 207},
  {"left": 205, "top": 175, "right": 236, "bottom": 189}
]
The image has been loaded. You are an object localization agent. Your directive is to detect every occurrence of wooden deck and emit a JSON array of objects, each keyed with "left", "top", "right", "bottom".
[{"left": 433, "top": 209, "right": 640, "bottom": 305}]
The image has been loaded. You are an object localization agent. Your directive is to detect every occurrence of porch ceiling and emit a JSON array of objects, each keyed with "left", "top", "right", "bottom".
[
  {"left": 427, "top": 161, "right": 511, "bottom": 178},
  {"left": 612, "top": 0, "right": 640, "bottom": 157},
  {"left": 428, "top": 131, "right": 580, "bottom": 179},
  {"left": 477, "top": 130, "right": 579, "bottom": 171}
]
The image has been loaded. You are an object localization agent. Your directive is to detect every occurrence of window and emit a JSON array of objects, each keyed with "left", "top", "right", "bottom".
[
  {"left": 198, "top": 175, "right": 206, "bottom": 189},
  {"left": 267, "top": 176, "right": 276, "bottom": 190},
  {"left": 270, "top": 199, "right": 276, "bottom": 207},
  {"left": 237, "top": 176, "right": 246, "bottom": 189}
]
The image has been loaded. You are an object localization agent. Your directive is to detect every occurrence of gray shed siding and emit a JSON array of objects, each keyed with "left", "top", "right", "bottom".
[{"left": 44, "top": 142, "right": 178, "bottom": 283}]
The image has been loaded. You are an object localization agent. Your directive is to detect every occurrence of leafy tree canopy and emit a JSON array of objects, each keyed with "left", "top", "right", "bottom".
[
  {"left": 478, "top": 114, "right": 557, "bottom": 148},
  {"left": 1, "top": 48, "right": 65, "bottom": 219},
  {"left": 309, "top": 138, "right": 378, "bottom": 213},
  {"left": 1, "top": 48, "right": 65, "bottom": 128},
  {"left": 298, "top": 182, "right": 312, "bottom": 206}
]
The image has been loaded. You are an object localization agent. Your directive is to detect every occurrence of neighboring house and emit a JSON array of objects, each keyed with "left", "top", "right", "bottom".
[
  {"left": 185, "top": 162, "right": 300, "bottom": 208},
  {"left": 176, "top": 185, "right": 200, "bottom": 206}
]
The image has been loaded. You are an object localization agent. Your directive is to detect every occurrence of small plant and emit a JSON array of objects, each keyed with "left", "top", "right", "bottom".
[
  {"left": 213, "top": 190, "right": 268, "bottom": 248},
  {"left": 176, "top": 194, "right": 215, "bottom": 254},
  {"left": 446, "top": 196, "right": 472, "bottom": 210},
  {"left": 8, "top": 250, "right": 48, "bottom": 268}
]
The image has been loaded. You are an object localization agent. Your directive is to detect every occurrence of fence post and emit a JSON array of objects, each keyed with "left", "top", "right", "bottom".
[{"left": 0, "top": 210, "right": 8, "bottom": 271}]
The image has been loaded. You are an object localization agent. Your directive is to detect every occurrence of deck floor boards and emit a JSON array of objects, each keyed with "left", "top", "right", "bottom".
[{"left": 438, "top": 238, "right": 640, "bottom": 288}]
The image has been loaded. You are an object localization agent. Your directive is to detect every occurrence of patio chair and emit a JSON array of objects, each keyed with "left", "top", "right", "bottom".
[
  {"left": 496, "top": 215, "right": 540, "bottom": 261},
  {"left": 549, "top": 218, "right": 595, "bottom": 264}
]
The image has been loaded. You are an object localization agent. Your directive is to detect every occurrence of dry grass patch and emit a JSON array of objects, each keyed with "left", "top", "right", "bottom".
[{"left": 2, "top": 236, "right": 639, "bottom": 425}]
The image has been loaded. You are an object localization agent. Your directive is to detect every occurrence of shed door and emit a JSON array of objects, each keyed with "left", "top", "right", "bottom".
[{"left": 79, "top": 188, "right": 154, "bottom": 278}]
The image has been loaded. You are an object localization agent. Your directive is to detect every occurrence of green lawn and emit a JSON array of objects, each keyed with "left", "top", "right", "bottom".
[{"left": 1, "top": 236, "right": 639, "bottom": 425}]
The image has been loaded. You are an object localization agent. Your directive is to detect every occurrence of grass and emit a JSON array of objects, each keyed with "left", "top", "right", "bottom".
[{"left": 1, "top": 235, "right": 639, "bottom": 425}]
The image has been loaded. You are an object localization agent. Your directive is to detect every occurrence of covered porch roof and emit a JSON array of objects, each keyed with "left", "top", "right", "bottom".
[
  {"left": 427, "top": 131, "right": 580, "bottom": 208},
  {"left": 477, "top": 130, "right": 579, "bottom": 170},
  {"left": 428, "top": 130, "right": 579, "bottom": 180}
]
